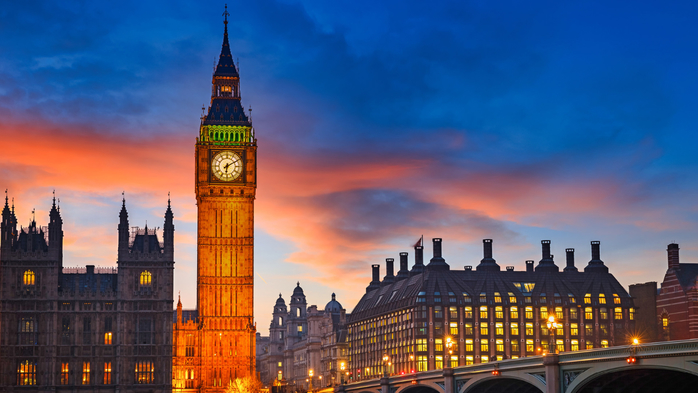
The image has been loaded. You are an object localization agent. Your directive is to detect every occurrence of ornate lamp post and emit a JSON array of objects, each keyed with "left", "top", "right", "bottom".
[
  {"left": 382, "top": 354, "right": 389, "bottom": 377},
  {"left": 546, "top": 315, "right": 559, "bottom": 354},
  {"left": 308, "top": 369, "right": 313, "bottom": 392},
  {"left": 444, "top": 337, "right": 454, "bottom": 369},
  {"left": 340, "top": 362, "right": 345, "bottom": 385},
  {"left": 409, "top": 354, "right": 414, "bottom": 373}
]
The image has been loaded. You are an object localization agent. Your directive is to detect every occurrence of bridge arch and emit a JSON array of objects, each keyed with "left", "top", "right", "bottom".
[
  {"left": 569, "top": 366, "right": 698, "bottom": 393},
  {"left": 395, "top": 382, "right": 442, "bottom": 393},
  {"left": 461, "top": 376, "right": 543, "bottom": 393}
]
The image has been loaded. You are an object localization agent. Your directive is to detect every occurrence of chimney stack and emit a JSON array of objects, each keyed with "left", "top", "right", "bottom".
[
  {"left": 564, "top": 248, "right": 578, "bottom": 272},
  {"left": 426, "top": 238, "right": 449, "bottom": 271},
  {"left": 668, "top": 243, "right": 680, "bottom": 270},
  {"left": 396, "top": 252, "right": 410, "bottom": 280},
  {"left": 367, "top": 264, "right": 381, "bottom": 292},
  {"left": 382, "top": 258, "right": 395, "bottom": 285},
  {"left": 584, "top": 241, "right": 609, "bottom": 273},
  {"left": 476, "top": 239, "right": 500, "bottom": 271},
  {"left": 535, "top": 240, "right": 559, "bottom": 272},
  {"left": 410, "top": 244, "right": 425, "bottom": 275},
  {"left": 526, "top": 260, "right": 534, "bottom": 272}
]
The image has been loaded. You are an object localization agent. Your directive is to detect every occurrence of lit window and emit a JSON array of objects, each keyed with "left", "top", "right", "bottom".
[
  {"left": 571, "top": 339, "right": 579, "bottom": 351},
  {"left": 526, "top": 339, "right": 534, "bottom": 352},
  {"left": 495, "top": 322, "right": 504, "bottom": 336},
  {"left": 662, "top": 316, "right": 669, "bottom": 329},
  {"left": 510, "top": 306, "right": 519, "bottom": 319},
  {"left": 525, "top": 323, "right": 534, "bottom": 336},
  {"left": 104, "top": 362, "right": 112, "bottom": 384},
  {"left": 466, "top": 355, "right": 474, "bottom": 365},
  {"left": 525, "top": 307, "right": 533, "bottom": 319},
  {"left": 135, "top": 361, "right": 154, "bottom": 384},
  {"left": 556, "top": 339, "right": 564, "bottom": 353},
  {"left": 481, "top": 355, "right": 489, "bottom": 363},
  {"left": 297, "top": 325, "right": 303, "bottom": 332},
  {"left": 465, "top": 339, "right": 473, "bottom": 351},
  {"left": 416, "top": 339, "right": 427, "bottom": 352},
  {"left": 495, "top": 306, "right": 503, "bottom": 319},
  {"left": 615, "top": 308, "right": 623, "bottom": 320},
  {"left": 61, "top": 363, "right": 69, "bottom": 385},
  {"left": 511, "top": 339, "right": 520, "bottom": 352},
  {"left": 104, "top": 332, "right": 112, "bottom": 345},
  {"left": 23, "top": 270, "right": 35, "bottom": 286},
  {"left": 569, "top": 294, "right": 576, "bottom": 304},
  {"left": 496, "top": 339, "right": 504, "bottom": 352},
  {"left": 464, "top": 307, "right": 473, "bottom": 319},
  {"left": 586, "top": 341, "right": 594, "bottom": 349},
  {"left": 570, "top": 308, "right": 578, "bottom": 319},
  {"left": 417, "top": 356, "right": 427, "bottom": 371},
  {"left": 614, "top": 294, "right": 621, "bottom": 304},
  {"left": 494, "top": 292, "right": 502, "bottom": 303},
  {"left": 481, "top": 341, "right": 489, "bottom": 353},
  {"left": 82, "top": 362, "right": 91, "bottom": 385},
  {"left": 449, "top": 307, "right": 458, "bottom": 319},
  {"left": 540, "top": 306, "right": 548, "bottom": 319},
  {"left": 600, "top": 308, "right": 608, "bottom": 320},
  {"left": 599, "top": 294, "right": 606, "bottom": 304},
  {"left": 464, "top": 323, "right": 473, "bottom": 335},
  {"left": 17, "top": 360, "right": 36, "bottom": 386},
  {"left": 570, "top": 323, "right": 578, "bottom": 336},
  {"left": 508, "top": 292, "right": 517, "bottom": 303},
  {"left": 600, "top": 340, "right": 609, "bottom": 348},
  {"left": 435, "top": 338, "right": 443, "bottom": 352},
  {"left": 140, "top": 271, "right": 152, "bottom": 286},
  {"left": 480, "top": 324, "right": 489, "bottom": 336},
  {"left": 480, "top": 306, "right": 488, "bottom": 319},
  {"left": 555, "top": 307, "right": 563, "bottom": 319},
  {"left": 511, "top": 323, "right": 519, "bottom": 336},
  {"left": 435, "top": 355, "right": 443, "bottom": 370},
  {"left": 584, "top": 294, "right": 591, "bottom": 304},
  {"left": 585, "top": 307, "right": 593, "bottom": 320},
  {"left": 449, "top": 322, "right": 458, "bottom": 335},
  {"left": 629, "top": 308, "right": 635, "bottom": 321}
]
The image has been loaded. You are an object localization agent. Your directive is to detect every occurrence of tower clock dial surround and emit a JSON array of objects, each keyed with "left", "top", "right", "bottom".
[{"left": 211, "top": 150, "right": 243, "bottom": 181}]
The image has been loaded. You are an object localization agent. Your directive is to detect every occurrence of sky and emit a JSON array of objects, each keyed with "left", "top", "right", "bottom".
[{"left": 2, "top": 0, "right": 698, "bottom": 336}]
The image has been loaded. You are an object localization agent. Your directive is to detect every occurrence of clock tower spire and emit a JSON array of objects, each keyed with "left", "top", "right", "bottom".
[{"left": 191, "top": 6, "right": 257, "bottom": 389}]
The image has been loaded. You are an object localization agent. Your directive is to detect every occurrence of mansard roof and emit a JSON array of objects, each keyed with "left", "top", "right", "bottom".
[{"left": 349, "top": 258, "right": 631, "bottom": 323}]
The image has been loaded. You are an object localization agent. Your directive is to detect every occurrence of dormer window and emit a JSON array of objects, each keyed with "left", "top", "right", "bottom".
[
  {"left": 23, "top": 270, "right": 35, "bottom": 286},
  {"left": 140, "top": 271, "right": 152, "bottom": 286}
]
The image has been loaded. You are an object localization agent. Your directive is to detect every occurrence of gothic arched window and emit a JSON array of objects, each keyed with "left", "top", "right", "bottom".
[
  {"left": 140, "top": 271, "right": 152, "bottom": 286},
  {"left": 23, "top": 270, "right": 35, "bottom": 286}
]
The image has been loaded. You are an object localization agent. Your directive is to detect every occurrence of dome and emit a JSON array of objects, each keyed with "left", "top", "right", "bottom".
[
  {"left": 324, "top": 293, "right": 343, "bottom": 313},
  {"left": 293, "top": 281, "right": 304, "bottom": 295},
  {"left": 275, "top": 293, "right": 286, "bottom": 306}
]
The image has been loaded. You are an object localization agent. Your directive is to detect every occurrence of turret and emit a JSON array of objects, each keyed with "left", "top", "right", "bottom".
[
  {"left": 118, "top": 195, "right": 129, "bottom": 259},
  {"left": 48, "top": 192, "right": 63, "bottom": 260},
  {"left": 1, "top": 190, "right": 14, "bottom": 253},
  {"left": 164, "top": 194, "right": 174, "bottom": 259}
]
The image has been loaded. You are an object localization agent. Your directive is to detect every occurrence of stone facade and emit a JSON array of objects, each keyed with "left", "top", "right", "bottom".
[
  {"left": 0, "top": 194, "right": 174, "bottom": 392},
  {"left": 171, "top": 9, "right": 258, "bottom": 392},
  {"left": 256, "top": 285, "right": 348, "bottom": 392}
]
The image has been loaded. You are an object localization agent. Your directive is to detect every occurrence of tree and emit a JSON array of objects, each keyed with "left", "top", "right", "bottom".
[{"left": 226, "top": 376, "right": 264, "bottom": 393}]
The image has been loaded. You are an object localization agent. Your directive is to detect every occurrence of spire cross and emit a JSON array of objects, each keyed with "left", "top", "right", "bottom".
[
  {"left": 53, "top": 189, "right": 56, "bottom": 206},
  {"left": 223, "top": 4, "right": 229, "bottom": 25},
  {"left": 167, "top": 192, "right": 171, "bottom": 208}
]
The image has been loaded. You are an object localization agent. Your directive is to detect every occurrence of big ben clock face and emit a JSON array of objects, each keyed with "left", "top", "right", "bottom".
[{"left": 212, "top": 151, "right": 243, "bottom": 181}]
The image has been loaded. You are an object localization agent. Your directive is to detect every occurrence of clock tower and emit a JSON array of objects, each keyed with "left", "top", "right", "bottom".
[{"left": 194, "top": 7, "right": 257, "bottom": 388}]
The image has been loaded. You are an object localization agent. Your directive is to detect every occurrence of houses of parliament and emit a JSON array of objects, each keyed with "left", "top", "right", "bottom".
[{"left": 0, "top": 10, "right": 258, "bottom": 393}]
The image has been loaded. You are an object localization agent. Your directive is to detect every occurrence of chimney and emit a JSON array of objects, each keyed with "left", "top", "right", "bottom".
[
  {"left": 535, "top": 240, "right": 559, "bottom": 272},
  {"left": 396, "top": 252, "right": 410, "bottom": 280},
  {"left": 584, "top": 241, "right": 609, "bottom": 273},
  {"left": 464, "top": 266, "right": 473, "bottom": 271},
  {"left": 382, "top": 258, "right": 395, "bottom": 285},
  {"left": 506, "top": 266, "right": 514, "bottom": 271},
  {"left": 564, "top": 248, "right": 578, "bottom": 272},
  {"left": 526, "top": 260, "right": 534, "bottom": 272},
  {"left": 367, "top": 264, "right": 381, "bottom": 292},
  {"left": 410, "top": 244, "right": 425, "bottom": 275},
  {"left": 668, "top": 243, "right": 680, "bottom": 269},
  {"left": 476, "top": 239, "right": 500, "bottom": 272},
  {"left": 426, "top": 238, "right": 449, "bottom": 271}
]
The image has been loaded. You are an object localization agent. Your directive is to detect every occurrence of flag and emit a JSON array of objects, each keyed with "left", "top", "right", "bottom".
[{"left": 413, "top": 236, "right": 423, "bottom": 248}]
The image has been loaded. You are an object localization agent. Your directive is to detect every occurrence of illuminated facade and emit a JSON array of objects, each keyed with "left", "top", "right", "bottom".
[
  {"left": 256, "top": 286, "right": 348, "bottom": 391},
  {"left": 0, "top": 194, "right": 175, "bottom": 391},
  {"left": 347, "top": 238, "right": 636, "bottom": 380},
  {"left": 172, "top": 8, "right": 257, "bottom": 392}
]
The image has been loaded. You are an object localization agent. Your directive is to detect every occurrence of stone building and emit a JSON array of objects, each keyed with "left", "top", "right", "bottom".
[
  {"left": 631, "top": 243, "right": 698, "bottom": 341},
  {"left": 171, "top": 7, "right": 258, "bottom": 392},
  {"left": 348, "top": 238, "right": 636, "bottom": 381},
  {"left": 256, "top": 284, "right": 349, "bottom": 391},
  {"left": 0, "top": 193, "right": 174, "bottom": 392}
]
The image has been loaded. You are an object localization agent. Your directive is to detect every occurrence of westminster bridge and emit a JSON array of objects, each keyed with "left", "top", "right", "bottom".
[{"left": 337, "top": 339, "right": 698, "bottom": 393}]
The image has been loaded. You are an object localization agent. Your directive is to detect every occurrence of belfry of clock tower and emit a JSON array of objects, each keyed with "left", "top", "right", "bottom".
[{"left": 173, "top": 7, "right": 257, "bottom": 391}]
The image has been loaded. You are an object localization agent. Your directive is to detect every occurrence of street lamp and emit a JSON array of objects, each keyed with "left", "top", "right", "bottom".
[
  {"left": 444, "top": 337, "right": 454, "bottom": 369},
  {"left": 382, "top": 354, "right": 390, "bottom": 377},
  {"left": 308, "top": 369, "right": 313, "bottom": 392},
  {"left": 340, "top": 362, "right": 346, "bottom": 385},
  {"left": 546, "top": 315, "right": 559, "bottom": 354},
  {"left": 409, "top": 354, "right": 414, "bottom": 373}
]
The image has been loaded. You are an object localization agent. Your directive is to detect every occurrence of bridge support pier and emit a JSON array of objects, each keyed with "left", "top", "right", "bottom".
[
  {"left": 544, "top": 354, "right": 560, "bottom": 393},
  {"left": 443, "top": 367, "right": 454, "bottom": 393},
  {"left": 381, "top": 376, "right": 390, "bottom": 393}
]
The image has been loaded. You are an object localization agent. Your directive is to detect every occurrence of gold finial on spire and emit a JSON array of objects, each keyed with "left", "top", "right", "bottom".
[{"left": 223, "top": 4, "right": 229, "bottom": 25}]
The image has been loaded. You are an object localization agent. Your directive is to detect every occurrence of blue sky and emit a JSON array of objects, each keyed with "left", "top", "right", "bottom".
[{"left": 2, "top": 0, "right": 698, "bottom": 335}]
